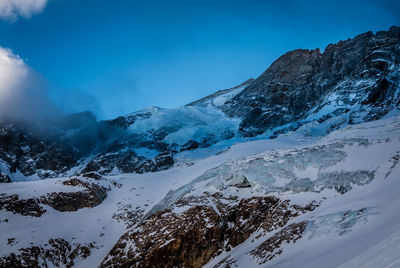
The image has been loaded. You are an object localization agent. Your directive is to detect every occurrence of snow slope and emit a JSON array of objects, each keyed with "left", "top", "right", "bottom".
[
  {"left": 1, "top": 112, "right": 400, "bottom": 267},
  {"left": 205, "top": 113, "right": 400, "bottom": 267}
]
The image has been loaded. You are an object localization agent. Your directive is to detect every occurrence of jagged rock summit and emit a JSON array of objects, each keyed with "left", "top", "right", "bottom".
[{"left": 224, "top": 25, "right": 400, "bottom": 136}]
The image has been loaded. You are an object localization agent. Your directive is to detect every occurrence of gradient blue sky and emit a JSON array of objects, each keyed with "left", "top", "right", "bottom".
[{"left": 0, "top": 0, "right": 399, "bottom": 119}]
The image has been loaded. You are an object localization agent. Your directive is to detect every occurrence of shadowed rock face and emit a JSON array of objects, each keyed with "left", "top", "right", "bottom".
[
  {"left": 0, "top": 238, "right": 94, "bottom": 267},
  {"left": 40, "top": 180, "right": 108, "bottom": 212},
  {"left": 0, "top": 173, "right": 11, "bottom": 183},
  {"left": 0, "top": 194, "right": 46, "bottom": 217},
  {"left": 250, "top": 221, "right": 308, "bottom": 264},
  {"left": 0, "top": 114, "right": 176, "bottom": 180},
  {"left": 224, "top": 26, "right": 400, "bottom": 136},
  {"left": 0, "top": 123, "right": 81, "bottom": 179},
  {"left": 101, "top": 195, "right": 317, "bottom": 268},
  {"left": 0, "top": 178, "right": 108, "bottom": 217},
  {"left": 82, "top": 150, "right": 174, "bottom": 175}
]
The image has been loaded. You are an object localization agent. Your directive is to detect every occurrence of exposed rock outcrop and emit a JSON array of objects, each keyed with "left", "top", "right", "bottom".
[
  {"left": 0, "top": 238, "right": 94, "bottom": 267},
  {"left": 224, "top": 26, "right": 400, "bottom": 136},
  {"left": 0, "top": 194, "right": 45, "bottom": 217},
  {"left": 250, "top": 221, "right": 308, "bottom": 264},
  {"left": 40, "top": 178, "right": 108, "bottom": 212},
  {"left": 0, "top": 173, "right": 11, "bottom": 183},
  {"left": 0, "top": 123, "right": 81, "bottom": 179},
  {"left": 0, "top": 178, "right": 109, "bottom": 216},
  {"left": 102, "top": 195, "right": 317, "bottom": 267}
]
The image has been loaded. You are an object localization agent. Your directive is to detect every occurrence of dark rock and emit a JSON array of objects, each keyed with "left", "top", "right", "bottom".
[
  {"left": 181, "top": 140, "right": 199, "bottom": 151},
  {"left": 82, "top": 150, "right": 174, "bottom": 176},
  {"left": 223, "top": 26, "right": 400, "bottom": 136},
  {"left": 101, "top": 195, "right": 317, "bottom": 267},
  {"left": 43, "top": 178, "right": 108, "bottom": 212},
  {"left": 40, "top": 191, "right": 103, "bottom": 212},
  {"left": 250, "top": 221, "right": 308, "bottom": 264},
  {"left": 0, "top": 178, "right": 109, "bottom": 217},
  {"left": 0, "top": 122, "right": 81, "bottom": 179},
  {"left": 231, "top": 175, "right": 251, "bottom": 188},
  {"left": 0, "top": 238, "right": 94, "bottom": 267},
  {"left": 0, "top": 173, "right": 11, "bottom": 183},
  {"left": 0, "top": 194, "right": 45, "bottom": 217},
  {"left": 81, "top": 172, "right": 102, "bottom": 180}
]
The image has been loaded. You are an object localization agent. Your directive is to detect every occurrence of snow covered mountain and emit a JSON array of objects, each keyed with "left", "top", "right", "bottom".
[
  {"left": 1, "top": 27, "right": 400, "bottom": 182},
  {"left": 1, "top": 26, "right": 400, "bottom": 267},
  {"left": 1, "top": 111, "right": 400, "bottom": 267}
]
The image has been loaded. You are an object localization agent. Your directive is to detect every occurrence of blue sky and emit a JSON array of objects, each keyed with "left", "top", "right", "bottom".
[{"left": 0, "top": 0, "right": 399, "bottom": 119}]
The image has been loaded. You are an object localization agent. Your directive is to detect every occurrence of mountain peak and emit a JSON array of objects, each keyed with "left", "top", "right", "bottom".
[
  {"left": 186, "top": 78, "right": 254, "bottom": 107},
  {"left": 223, "top": 26, "right": 400, "bottom": 136}
]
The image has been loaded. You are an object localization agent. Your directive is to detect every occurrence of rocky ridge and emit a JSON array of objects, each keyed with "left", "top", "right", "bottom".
[{"left": 224, "top": 26, "right": 400, "bottom": 136}]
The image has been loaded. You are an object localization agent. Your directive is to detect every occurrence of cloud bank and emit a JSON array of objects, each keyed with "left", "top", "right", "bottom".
[
  {"left": 0, "top": 0, "right": 47, "bottom": 21},
  {"left": 0, "top": 47, "right": 58, "bottom": 121}
]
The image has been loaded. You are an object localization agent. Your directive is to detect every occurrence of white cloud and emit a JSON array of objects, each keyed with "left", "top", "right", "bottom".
[
  {"left": 0, "top": 47, "right": 58, "bottom": 121},
  {"left": 0, "top": 47, "right": 28, "bottom": 95},
  {"left": 0, "top": 0, "right": 47, "bottom": 21}
]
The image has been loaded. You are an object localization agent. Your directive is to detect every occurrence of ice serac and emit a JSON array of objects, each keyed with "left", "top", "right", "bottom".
[{"left": 224, "top": 26, "right": 400, "bottom": 136}]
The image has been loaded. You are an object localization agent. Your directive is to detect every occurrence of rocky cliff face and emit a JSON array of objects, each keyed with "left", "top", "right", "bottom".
[
  {"left": 224, "top": 26, "right": 400, "bottom": 136},
  {"left": 0, "top": 121, "right": 82, "bottom": 179},
  {"left": 102, "top": 195, "right": 316, "bottom": 268}
]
